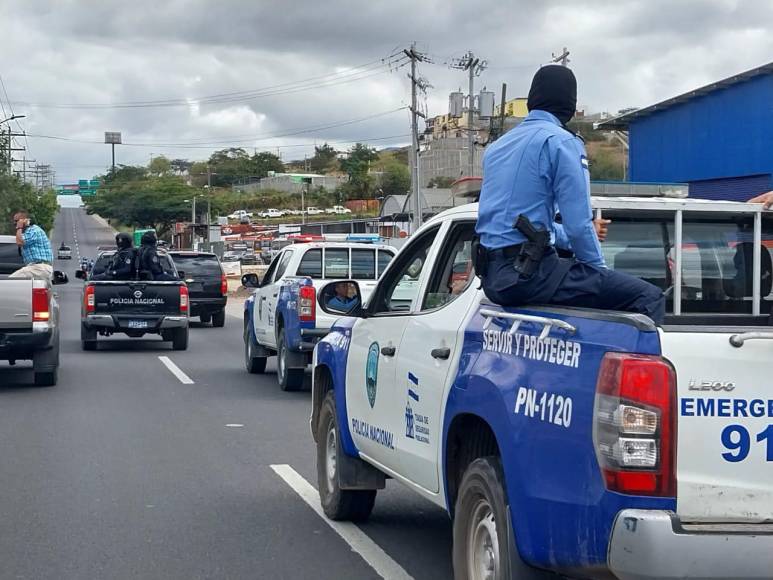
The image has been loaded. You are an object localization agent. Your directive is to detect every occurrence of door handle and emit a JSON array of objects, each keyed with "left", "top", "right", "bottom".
[
  {"left": 381, "top": 346, "right": 396, "bottom": 357},
  {"left": 431, "top": 347, "right": 451, "bottom": 360}
]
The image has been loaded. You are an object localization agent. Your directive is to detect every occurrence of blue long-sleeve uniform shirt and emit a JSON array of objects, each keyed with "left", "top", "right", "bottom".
[{"left": 476, "top": 109, "right": 605, "bottom": 268}]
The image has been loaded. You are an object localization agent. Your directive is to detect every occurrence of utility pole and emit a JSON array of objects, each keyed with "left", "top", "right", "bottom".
[
  {"left": 404, "top": 42, "right": 430, "bottom": 232},
  {"left": 551, "top": 47, "right": 570, "bottom": 66},
  {"left": 451, "top": 51, "right": 487, "bottom": 177}
]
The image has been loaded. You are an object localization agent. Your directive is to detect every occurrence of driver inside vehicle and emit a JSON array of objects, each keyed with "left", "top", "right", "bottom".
[{"left": 327, "top": 281, "right": 360, "bottom": 313}]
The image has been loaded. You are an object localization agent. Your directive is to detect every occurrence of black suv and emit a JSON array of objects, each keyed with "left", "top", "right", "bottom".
[{"left": 168, "top": 251, "right": 227, "bottom": 327}]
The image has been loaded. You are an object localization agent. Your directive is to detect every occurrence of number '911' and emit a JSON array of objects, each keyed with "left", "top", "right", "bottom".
[{"left": 721, "top": 424, "right": 773, "bottom": 462}]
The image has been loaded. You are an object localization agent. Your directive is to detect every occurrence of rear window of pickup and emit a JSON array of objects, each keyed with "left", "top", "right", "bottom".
[{"left": 296, "top": 247, "right": 394, "bottom": 280}]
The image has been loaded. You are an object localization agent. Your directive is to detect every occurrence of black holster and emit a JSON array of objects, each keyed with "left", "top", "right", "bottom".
[
  {"left": 512, "top": 214, "right": 550, "bottom": 277},
  {"left": 471, "top": 236, "right": 488, "bottom": 278}
]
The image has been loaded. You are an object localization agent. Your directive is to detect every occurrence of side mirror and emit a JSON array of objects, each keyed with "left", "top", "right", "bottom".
[
  {"left": 242, "top": 273, "right": 259, "bottom": 288},
  {"left": 318, "top": 280, "right": 363, "bottom": 316},
  {"left": 52, "top": 270, "right": 69, "bottom": 285},
  {"left": 74, "top": 270, "right": 86, "bottom": 280}
]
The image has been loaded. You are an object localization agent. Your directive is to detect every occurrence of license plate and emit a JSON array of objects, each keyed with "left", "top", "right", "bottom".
[{"left": 128, "top": 320, "right": 148, "bottom": 329}]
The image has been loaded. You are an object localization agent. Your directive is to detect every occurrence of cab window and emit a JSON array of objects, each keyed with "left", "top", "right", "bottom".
[
  {"left": 422, "top": 221, "right": 476, "bottom": 310},
  {"left": 324, "top": 248, "right": 349, "bottom": 279},
  {"left": 297, "top": 249, "right": 322, "bottom": 278},
  {"left": 351, "top": 249, "right": 376, "bottom": 279},
  {"left": 377, "top": 249, "right": 394, "bottom": 277},
  {"left": 272, "top": 250, "right": 293, "bottom": 283},
  {"left": 369, "top": 226, "right": 439, "bottom": 314}
]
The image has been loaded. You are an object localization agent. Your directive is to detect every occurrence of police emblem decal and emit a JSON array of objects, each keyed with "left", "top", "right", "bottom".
[
  {"left": 365, "top": 342, "right": 379, "bottom": 408},
  {"left": 133, "top": 290, "right": 142, "bottom": 299}
]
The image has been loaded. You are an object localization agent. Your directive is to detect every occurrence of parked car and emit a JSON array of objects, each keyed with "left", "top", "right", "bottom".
[
  {"left": 242, "top": 241, "right": 396, "bottom": 390},
  {"left": 228, "top": 210, "right": 253, "bottom": 221},
  {"left": 325, "top": 205, "right": 352, "bottom": 215},
  {"left": 77, "top": 250, "right": 189, "bottom": 350},
  {"left": 0, "top": 235, "right": 68, "bottom": 386},
  {"left": 168, "top": 251, "right": 228, "bottom": 327},
  {"left": 221, "top": 252, "right": 242, "bottom": 277},
  {"left": 306, "top": 207, "right": 325, "bottom": 216},
  {"left": 57, "top": 244, "right": 72, "bottom": 260},
  {"left": 259, "top": 208, "right": 285, "bottom": 219}
]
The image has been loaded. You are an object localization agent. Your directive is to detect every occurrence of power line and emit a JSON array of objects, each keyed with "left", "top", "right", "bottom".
[
  {"left": 10, "top": 52, "right": 408, "bottom": 110},
  {"left": 26, "top": 107, "right": 408, "bottom": 149}
]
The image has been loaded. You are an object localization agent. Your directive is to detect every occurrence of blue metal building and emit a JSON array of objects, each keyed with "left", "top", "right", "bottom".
[{"left": 600, "top": 62, "right": 773, "bottom": 201}]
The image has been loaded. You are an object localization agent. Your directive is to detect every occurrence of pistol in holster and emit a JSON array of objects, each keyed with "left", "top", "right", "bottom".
[
  {"left": 512, "top": 214, "right": 550, "bottom": 277},
  {"left": 471, "top": 236, "right": 488, "bottom": 278}
]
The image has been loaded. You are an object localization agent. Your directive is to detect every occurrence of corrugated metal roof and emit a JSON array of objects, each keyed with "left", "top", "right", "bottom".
[{"left": 597, "top": 61, "right": 773, "bottom": 129}]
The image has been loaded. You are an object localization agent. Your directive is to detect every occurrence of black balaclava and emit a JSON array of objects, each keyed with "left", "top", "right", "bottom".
[
  {"left": 115, "top": 232, "right": 132, "bottom": 250},
  {"left": 141, "top": 231, "right": 157, "bottom": 247},
  {"left": 527, "top": 65, "right": 577, "bottom": 125}
]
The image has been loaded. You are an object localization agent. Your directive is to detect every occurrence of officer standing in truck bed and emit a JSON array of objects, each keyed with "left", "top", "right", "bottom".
[{"left": 475, "top": 65, "right": 665, "bottom": 324}]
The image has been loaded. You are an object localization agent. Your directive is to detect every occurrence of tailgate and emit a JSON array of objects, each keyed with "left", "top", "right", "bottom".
[
  {"left": 0, "top": 279, "right": 33, "bottom": 328},
  {"left": 93, "top": 282, "right": 181, "bottom": 315},
  {"left": 662, "top": 330, "right": 773, "bottom": 522}
]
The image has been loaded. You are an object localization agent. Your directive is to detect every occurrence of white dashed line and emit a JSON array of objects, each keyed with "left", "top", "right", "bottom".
[
  {"left": 158, "top": 356, "right": 194, "bottom": 384},
  {"left": 270, "top": 464, "right": 413, "bottom": 580}
]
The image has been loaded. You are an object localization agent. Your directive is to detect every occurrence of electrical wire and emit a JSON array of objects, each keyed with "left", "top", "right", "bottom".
[{"left": 10, "top": 53, "right": 408, "bottom": 110}]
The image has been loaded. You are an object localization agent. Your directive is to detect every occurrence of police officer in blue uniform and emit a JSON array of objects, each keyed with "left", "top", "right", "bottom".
[{"left": 476, "top": 65, "right": 665, "bottom": 324}]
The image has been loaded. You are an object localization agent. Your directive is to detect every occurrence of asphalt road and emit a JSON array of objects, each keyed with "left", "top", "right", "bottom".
[{"left": 0, "top": 208, "right": 453, "bottom": 580}]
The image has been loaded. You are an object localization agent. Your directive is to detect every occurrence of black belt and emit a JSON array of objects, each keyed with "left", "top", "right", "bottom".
[{"left": 485, "top": 244, "right": 525, "bottom": 260}]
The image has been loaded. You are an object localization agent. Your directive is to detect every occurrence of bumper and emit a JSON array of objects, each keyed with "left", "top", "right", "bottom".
[
  {"left": 190, "top": 297, "right": 227, "bottom": 316},
  {"left": 84, "top": 315, "right": 189, "bottom": 330},
  {"left": 0, "top": 325, "right": 54, "bottom": 357},
  {"left": 608, "top": 509, "right": 773, "bottom": 580}
]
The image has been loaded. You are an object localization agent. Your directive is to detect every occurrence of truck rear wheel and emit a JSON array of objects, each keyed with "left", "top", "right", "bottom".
[
  {"left": 316, "top": 391, "right": 376, "bottom": 521},
  {"left": 453, "top": 457, "right": 530, "bottom": 580},
  {"left": 277, "top": 328, "right": 304, "bottom": 391},
  {"left": 171, "top": 327, "right": 189, "bottom": 351},
  {"left": 200, "top": 312, "right": 212, "bottom": 324},
  {"left": 211, "top": 310, "right": 226, "bottom": 328},
  {"left": 34, "top": 370, "right": 57, "bottom": 387},
  {"left": 81, "top": 324, "right": 97, "bottom": 351}
]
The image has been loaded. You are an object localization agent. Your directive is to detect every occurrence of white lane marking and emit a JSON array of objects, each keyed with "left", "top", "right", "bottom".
[
  {"left": 225, "top": 423, "right": 244, "bottom": 428},
  {"left": 270, "top": 464, "right": 413, "bottom": 580},
  {"left": 158, "top": 356, "right": 194, "bottom": 384}
]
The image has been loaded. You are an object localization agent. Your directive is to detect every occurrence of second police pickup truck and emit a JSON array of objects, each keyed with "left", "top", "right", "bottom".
[
  {"left": 310, "top": 196, "right": 773, "bottom": 580},
  {"left": 242, "top": 239, "right": 396, "bottom": 390}
]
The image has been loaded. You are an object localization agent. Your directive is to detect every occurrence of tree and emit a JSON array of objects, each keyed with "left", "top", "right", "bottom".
[
  {"left": 0, "top": 175, "right": 58, "bottom": 235},
  {"left": 149, "top": 155, "right": 172, "bottom": 176},
  {"left": 428, "top": 176, "right": 455, "bottom": 189},
  {"left": 380, "top": 163, "right": 410, "bottom": 196},
  {"left": 207, "top": 148, "right": 253, "bottom": 187},
  {"left": 251, "top": 151, "right": 284, "bottom": 178},
  {"left": 309, "top": 143, "right": 338, "bottom": 173},
  {"left": 339, "top": 143, "right": 378, "bottom": 198}
]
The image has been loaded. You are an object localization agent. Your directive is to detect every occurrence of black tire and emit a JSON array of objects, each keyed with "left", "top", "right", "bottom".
[
  {"left": 199, "top": 312, "right": 212, "bottom": 324},
  {"left": 81, "top": 324, "right": 97, "bottom": 351},
  {"left": 244, "top": 325, "right": 267, "bottom": 374},
  {"left": 453, "top": 457, "right": 551, "bottom": 580},
  {"left": 172, "top": 327, "right": 189, "bottom": 351},
  {"left": 277, "top": 328, "right": 304, "bottom": 391},
  {"left": 316, "top": 391, "right": 376, "bottom": 521},
  {"left": 34, "top": 370, "right": 57, "bottom": 387},
  {"left": 211, "top": 310, "right": 226, "bottom": 328}
]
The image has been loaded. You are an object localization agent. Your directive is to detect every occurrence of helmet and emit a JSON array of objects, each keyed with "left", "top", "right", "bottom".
[{"left": 115, "top": 232, "right": 133, "bottom": 250}]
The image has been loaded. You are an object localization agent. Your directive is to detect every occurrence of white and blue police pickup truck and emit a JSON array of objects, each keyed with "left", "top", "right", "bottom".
[
  {"left": 242, "top": 240, "right": 396, "bottom": 391},
  {"left": 310, "top": 196, "right": 773, "bottom": 580}
]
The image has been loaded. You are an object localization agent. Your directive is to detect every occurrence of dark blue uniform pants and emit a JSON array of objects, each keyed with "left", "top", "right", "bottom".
[{"left": 482, "top": 249, "right": 665, "bottom": 324}]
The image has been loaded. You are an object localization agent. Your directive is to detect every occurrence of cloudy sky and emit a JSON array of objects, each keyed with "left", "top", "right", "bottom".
[{"left": 0, "top": 0, "right": 770, "bottom": 183}]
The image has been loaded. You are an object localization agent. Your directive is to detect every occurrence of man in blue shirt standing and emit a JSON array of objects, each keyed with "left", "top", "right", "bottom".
[
  {"left": 10, "top": 210, "right": 54, "bottom": 281},
  {"left": 476, "top": 65, "right": 664, "bottom": 323}
]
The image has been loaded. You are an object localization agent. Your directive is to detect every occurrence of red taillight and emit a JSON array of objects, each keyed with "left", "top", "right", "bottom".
[
  {"left": 593, "top": 352, "right": 676, "bottom": 497},
  {"left": 221, "top": 274, "right": 228, "bottom": 296},
  {"left": 180, "top": 285, "right": 189, "bottom": 313},
  {"left": 298, "top": 285, "right": 316, "bottom": 322},
  {"left": 32, "top": 287, "right": 50, "bottom": 321},
  {"left": 84, "top": 285, "right": 95, "bottom": 313}
]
